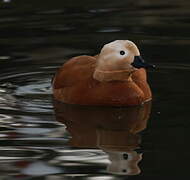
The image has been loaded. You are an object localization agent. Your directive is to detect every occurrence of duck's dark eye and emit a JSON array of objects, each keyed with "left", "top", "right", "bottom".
[{"left": 120, "top": 51, "right": 125, "bottom": 55}]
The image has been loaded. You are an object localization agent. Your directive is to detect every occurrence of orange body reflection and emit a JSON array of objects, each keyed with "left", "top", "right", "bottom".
[{"left": 54, "top": 101, "right": 151, "bottom": 175}]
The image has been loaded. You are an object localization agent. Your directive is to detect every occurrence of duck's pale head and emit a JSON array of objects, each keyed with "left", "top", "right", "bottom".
[{"left": 93, "top": 40, "right": 154, "bottom": 82}]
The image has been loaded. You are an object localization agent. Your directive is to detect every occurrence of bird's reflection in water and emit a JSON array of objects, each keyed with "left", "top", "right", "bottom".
[{"left": 54, "top": 101, "right": 151, "bottom": 176}]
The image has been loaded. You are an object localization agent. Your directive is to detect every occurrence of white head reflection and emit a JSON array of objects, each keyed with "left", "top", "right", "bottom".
[{"left": 106, "top": 150, "right": 142, "bottom": 175}]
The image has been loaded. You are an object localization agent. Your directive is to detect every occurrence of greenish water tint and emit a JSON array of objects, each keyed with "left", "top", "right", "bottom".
[{"left": 0, "top": 0, "right": 190, "bottom": 179}]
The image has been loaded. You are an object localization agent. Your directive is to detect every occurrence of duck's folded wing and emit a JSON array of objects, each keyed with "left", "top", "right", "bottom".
[{"left": 53, "top": 55, "right": 96, "bottom": 89}]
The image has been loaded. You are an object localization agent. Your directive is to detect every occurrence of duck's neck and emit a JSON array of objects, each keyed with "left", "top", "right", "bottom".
[{"left": 93, "top": 69, "right": 133, "bottom": 82}]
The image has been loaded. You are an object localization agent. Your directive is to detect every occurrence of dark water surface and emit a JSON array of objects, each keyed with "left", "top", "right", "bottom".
[{"left": 0, "top": 0, "right": 190, "bottom": 179}]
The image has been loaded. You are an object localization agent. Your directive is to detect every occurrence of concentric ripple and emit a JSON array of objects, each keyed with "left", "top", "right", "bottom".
[
  {"left": 0, "top": 65, "right": 71, "bottom": 148},
  {"left": 0, "top": 66, "right": 56, "bottom": 114}
]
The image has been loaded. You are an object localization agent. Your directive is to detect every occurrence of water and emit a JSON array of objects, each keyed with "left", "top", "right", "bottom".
[{"left": 0, "top": 0, "right": 190, "bottom": 179}]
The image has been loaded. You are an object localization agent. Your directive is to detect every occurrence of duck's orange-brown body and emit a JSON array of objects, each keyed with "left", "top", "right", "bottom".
[{"left": 53, "top": 55, "right": 152, "bottom": 106}]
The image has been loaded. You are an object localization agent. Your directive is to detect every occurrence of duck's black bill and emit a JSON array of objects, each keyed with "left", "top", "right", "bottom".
[{"left": 131, "top": 56, "right": 156, "bottom": 69}]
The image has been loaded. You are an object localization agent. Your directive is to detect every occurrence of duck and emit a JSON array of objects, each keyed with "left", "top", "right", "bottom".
[{"left": 52, "top": 40, "right": 155, "bottom": 106}]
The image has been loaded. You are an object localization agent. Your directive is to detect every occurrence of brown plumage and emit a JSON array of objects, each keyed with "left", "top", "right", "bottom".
[{"left": 53, "top": 40, "right": 153, "bottom": 106}]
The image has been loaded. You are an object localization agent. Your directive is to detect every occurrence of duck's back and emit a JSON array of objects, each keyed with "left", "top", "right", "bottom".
[{"left": 53, "top": 56, "right": 152, "bottom": 106}]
